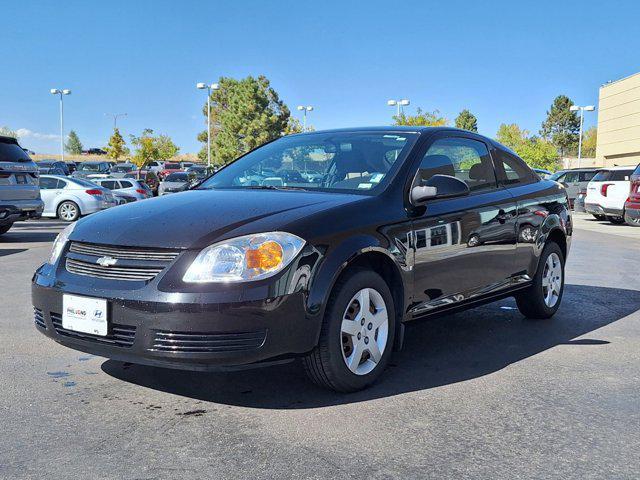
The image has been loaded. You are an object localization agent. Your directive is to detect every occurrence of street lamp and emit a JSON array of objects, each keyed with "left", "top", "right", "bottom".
[
  {"left": 50, "top": 88, "right": 71, "bottom": 162},
  {"left": 197, "top": 82, "right": 220, "bottom": 168},
  {"left": 105, "top": 113, "right": 127, "bottom": 129},
  {"left": 387, "top": 99, "right": 410, "bottom": 117},
  {"left": 296, "top": 105, "right": 314, "bottom": 131},
  {"left": 569, "top": 104, "right": 596, "bottom": 167}
]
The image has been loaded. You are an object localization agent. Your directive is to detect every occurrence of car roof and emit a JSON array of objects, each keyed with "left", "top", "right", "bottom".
[
  {"left": 288, "top": 126, "right": 458, "bottom": 136},
  {"left": 0, "top": 135, "right": 19, "bottom": 145},
  {"left": 597, "top": 166, "right": 635, "bottom": 171}
]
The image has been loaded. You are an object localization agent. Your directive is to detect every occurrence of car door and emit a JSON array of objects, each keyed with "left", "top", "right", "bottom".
[
  {"left": 409, "top": 133, "right": 518, "bottom": 314},
  {"left": 39, "top": 177, "right": 61, "bottom": 215}
]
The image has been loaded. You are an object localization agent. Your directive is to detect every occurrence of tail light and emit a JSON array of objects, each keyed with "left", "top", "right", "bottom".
[
  {"left": 136, "top": 189, "right": 146, "bottom": 195},
  {"left": 85, "top": 189, "right": 103, "bottom": 196},
  {"left": 601, "top": 183, "right": 613, "bottom": 197},
  {"left": 579, "top": 188, "right": 587, "bottom": 195}
]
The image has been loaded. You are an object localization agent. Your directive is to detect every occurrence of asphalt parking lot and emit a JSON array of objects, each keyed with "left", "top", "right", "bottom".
[{"left": 1, "top": 214, "right": 639, "bottom": 479}]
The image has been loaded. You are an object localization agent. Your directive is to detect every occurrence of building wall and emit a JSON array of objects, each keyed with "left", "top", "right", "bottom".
[{"left": 596, "top": 71, "right": 640, "bottom": 167}]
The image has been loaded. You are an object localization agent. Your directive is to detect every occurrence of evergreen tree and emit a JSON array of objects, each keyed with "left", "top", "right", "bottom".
[
  {"left": 540, "top": 95, "right": 580, "bottom": 156},
  {"left": 65, "top": 130, "right": 83, "bottom": 154},
  {"left": 105, "top": 128, "right": 129, "bottom": 160},
  {"left": 454, "top": 109, "right": 478, "bottom": 132}
]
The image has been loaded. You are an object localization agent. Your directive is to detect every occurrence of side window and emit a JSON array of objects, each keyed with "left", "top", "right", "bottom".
[
  {"left": 119, "top": 180, "right": 133, "bottom": 188},
  {"left": 564, "top": 172, "right": 579, "bottom": 183},
  {"left": 580, "top": 171, "right": 596, "bottom": 182},
  {"left": 101, "top": 180, "right": 117, "bottom": 190},
  {"left": 495, "top": 149, "right": 535, "bottom": 186},
  {"left": 418, "top": 137, "right": 496, "bottom": 192},
  {"left": 57, "top": 179, "right": 67, "bottom": 189},
  {"left": 39, "top": 177, "right": 57, "bottom": 189}
]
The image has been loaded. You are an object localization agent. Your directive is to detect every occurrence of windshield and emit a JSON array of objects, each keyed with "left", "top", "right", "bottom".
[
  {"left": 164, "top": 163, "right": 181, "bottom": 170},
  {"left": 199, "top": 131, "right": 418, "bottom": 193},
  {"left": 166, "top": 172, "right": 188, "bottom": 182},
  {"left": 78, "top": 162, "right": 106, "bottom": 172},
  {"left": 548, "top": 171, "right": 565, "bottom": 181},
  {"left": 112, "top": 165, "right": 134, "bottom": 172}
]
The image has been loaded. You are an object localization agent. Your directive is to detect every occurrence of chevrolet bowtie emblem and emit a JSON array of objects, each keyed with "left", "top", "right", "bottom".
[{"left": 96, "top": 256, "right": 117, "bottom": 267}]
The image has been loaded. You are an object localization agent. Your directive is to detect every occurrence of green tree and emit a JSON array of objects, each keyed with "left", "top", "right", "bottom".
[
  {"left": 105, "top": 128, "right": 129, "bottom": 160},
  {"left": 581, "top": 127, "right": 597, "bottom": 158},
  {"left": 0, "top": 126, "right": 17, "bottom": 138},
  {"left": 496, "top": 123, "right": 558, "bottom": 170},
  {"left": 454, "top": 109, "right": 478, "bottom": 132},
  {"left": 65, "top": 130, "right": 83, "bottom": 154},
  {"left": 198, "top": 75, "right": 291, "bottom": 165},
  {"left": 129, "top": 129, "right": 158, "bottom": 168},
  {"left": 393, "top": 108, "right": 448, "bottom": 127},
  {"left": 155, "top": 134, "right": 179, "bottom": 160},
  {"left": 540, "top": 95, "right": 580, "bottom": 156}
]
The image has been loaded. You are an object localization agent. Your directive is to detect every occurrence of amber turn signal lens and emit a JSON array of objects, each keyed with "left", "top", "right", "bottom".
[{"left": 246, "top": 241, "right": 283, "bottom": 271}]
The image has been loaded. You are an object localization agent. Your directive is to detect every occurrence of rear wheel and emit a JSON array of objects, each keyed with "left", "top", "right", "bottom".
[
  {"left": 606, "top": 215, "right": 626, "bottom": 225},
  {"left": 625, "top": 211, "right": 640, "bottom": 227},
  {"left": 303, "top": 269, "right": 395, "bottom": 392},
  {"left": 57, "top": 201, "right": 80, "bottom": 222},
  {"left": 0, "top": 223, "right": 12, "bottom": 236},
  {"left": 516, "top": 242, "right": 565, "bottom": 319},
  {"left": 592, "top": 214, "right": 606, "bottom": 221}
]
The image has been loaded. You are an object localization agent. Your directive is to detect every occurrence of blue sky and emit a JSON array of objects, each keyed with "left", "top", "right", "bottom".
[{"left": 2, "top": 0, "right": 639, "bottom": 154}]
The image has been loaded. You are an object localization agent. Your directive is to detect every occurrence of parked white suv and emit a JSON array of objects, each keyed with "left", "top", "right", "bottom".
[{"left": 584, "top": 166, "right": 635, "bottom": 224}]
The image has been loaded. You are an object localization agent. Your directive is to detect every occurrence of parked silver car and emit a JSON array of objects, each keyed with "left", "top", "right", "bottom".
[
  {"left": 549, "top": 168, "right": 599, "bottom": 207},
  {"left": 93, "top": 178, "right": 151, "bottom": 201},
  {"left": 39, "top": 175, "right": 116, "bottom": 221},
  {"left": 158, "top": 171, "right": 195, "bottom": 195},
  {"left": 0, "top": 136, "right": 44, "bottom": 235}
]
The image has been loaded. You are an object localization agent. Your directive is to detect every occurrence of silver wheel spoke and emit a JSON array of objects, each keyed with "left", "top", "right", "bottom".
[
  {"left": 357, "top": 289, "right": 370, "bottom": 316},
  {"left": 368, "top": 340, "right": 382, "bottom": 363},
  {"left": 341, "top": 319, "right": 360, "bottom": 337},
  {"left": 370, "top": 308, "right": 387, "bottom": 329},
  {"left": 347, "top": 342, "right": 364, "bottom": 372}
]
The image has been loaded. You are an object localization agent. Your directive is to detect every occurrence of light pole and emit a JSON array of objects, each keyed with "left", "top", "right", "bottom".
[
  {"left": 50, "top": 88, "right": 71, "bottom": 161},
  {"left": 197, "top": 82, "right": 220, "bottom": 168},
  {"left": 569, "top": 104, "right": 595, "bottom": 167},
  {"left": 387, "top": 99, "right": 410, "bottom": 118},
  {"left": 105, "top": 113, "right": 127, "bottom": 129},
  {"left": 296, "top": 105, "right": 314, "bottom": 131}
]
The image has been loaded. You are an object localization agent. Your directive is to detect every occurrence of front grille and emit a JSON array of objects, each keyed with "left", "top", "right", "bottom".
[
  {"left": 34, "top": 307, "right": 46, "bottom": 329},
  {"left": 51, "top": 312, "right": 136, "bottom": 348},
  {"left": 66, "top": 258, "right": 163, "bottom": 281},
  {"left": 65, "top": 241, "right": 180, "bottom": 281},
  {"left": 150, "top": 330, "right": 267, "bottom": 353}
]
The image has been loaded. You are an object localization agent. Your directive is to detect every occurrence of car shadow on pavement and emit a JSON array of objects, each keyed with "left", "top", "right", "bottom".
[{"left": 102, "top": 284, "right": 640, "bottom": 409}]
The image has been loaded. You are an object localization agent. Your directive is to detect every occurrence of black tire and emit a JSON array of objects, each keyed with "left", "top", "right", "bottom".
[
  {"left": 302, "top": 268, "right": 396, "bottom": 392},
  {"left": 624, "top": 211, "right": 640, "bottom": 227},
  {"left": 606, "top": 215, "right": 626, "bottom": 225},
  {"left": 515, "top": 242, "right": 565, "bottom": 319},
  {"left": 0, "top": 223, "right": 12, "bottom": 236},
  {"left": 592, "top": 214, "right": 606, "bottom": 221},
  {"left": 57, "top": 201, "right": 80, "bottom": 222}
]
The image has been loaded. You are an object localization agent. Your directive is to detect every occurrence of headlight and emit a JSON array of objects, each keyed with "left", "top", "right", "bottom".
[
  {"left": 183, "top": 232, "right": 305, "bottom": 283},
  {"left": 49, "top": 222, "right": 76, "bottom": 265}
]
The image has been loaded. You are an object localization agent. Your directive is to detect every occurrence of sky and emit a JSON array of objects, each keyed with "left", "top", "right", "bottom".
[{"left": 2, "top": 0, "right": 640, "bottom": 154}]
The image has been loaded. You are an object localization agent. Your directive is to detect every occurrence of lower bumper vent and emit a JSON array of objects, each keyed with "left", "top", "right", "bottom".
[
  {"left": 50, "top": 312, "right": 136, "bottom": 348},
  {"left": 151, "top": 330, "right": 267, "bottom": 353}
]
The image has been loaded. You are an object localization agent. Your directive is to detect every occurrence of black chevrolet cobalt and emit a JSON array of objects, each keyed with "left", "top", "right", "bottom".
[{"left": 33, "top": 127, "right": 571, "bottom": 392}]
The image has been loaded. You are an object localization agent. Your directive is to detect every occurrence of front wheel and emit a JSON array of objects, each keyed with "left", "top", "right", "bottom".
[
  {"left": 57, "top": 201, "right": 80, "bottom": 222},
  {"left": 607, "top": 215, "right": 626, "bottom": 225},
  {"left": 303, "top": 269, "right": 396, "bottom": 392},
  {"left": 516, "top": 242, "right": 565, "bottom": 319}
]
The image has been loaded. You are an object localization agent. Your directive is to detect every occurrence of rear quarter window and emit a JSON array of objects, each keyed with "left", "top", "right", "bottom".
[{"left": 494, "top": 148, "right": 536, "bottom": 186}]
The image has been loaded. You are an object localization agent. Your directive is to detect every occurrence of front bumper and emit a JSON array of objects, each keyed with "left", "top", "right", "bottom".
[
  {"left": 0, "top": 199, "right": 44, "bottom": 225},
  {"left": 32, "top": 265, "right": 318, "bottom": 371}
]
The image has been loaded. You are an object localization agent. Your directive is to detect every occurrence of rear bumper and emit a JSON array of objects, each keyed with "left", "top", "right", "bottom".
[
  {"left": 0, "top": 199, "right": 44, "bottom": 225},
  {"left": 624, "top": 201, "right": 640, "bottom": 220},
  {"left": 31, "top": 269, "right": 318, "bottom": 371},
  {"left": 584, "top": 203, "right": 623, "bottom": 217}
]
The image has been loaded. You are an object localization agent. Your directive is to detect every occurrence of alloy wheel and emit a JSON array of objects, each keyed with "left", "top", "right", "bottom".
[
  {"left": 59, "top": 203, "right": 78, "bottom": 221},
  {"left": 542, "top": 252, "right": 562, "bottom": 307},
  {"left": 340, "top": 288, "right": 389, "bottom": 376}
]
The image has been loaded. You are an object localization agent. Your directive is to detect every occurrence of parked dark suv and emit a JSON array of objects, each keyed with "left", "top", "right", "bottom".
[
  {"left": 32, "top": 127, "right": 571, "bottom": 391},
  {"left": 0, "top": 136, "right": 44, "bottom": 235}
]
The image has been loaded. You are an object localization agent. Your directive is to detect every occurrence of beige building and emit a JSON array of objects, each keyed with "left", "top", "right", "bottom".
[{"left": 596, "top": 71, "right": 640, "bottom": 167}]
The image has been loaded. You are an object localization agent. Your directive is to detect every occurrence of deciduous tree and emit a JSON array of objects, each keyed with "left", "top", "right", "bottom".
[
  {"left": 581, "top": 127, "right": 597, "bottom": 158},
  {"left": 129, "top": 129, "right": 158, "bottom": 168},
  {"left": 496, "top": 123, "right": 559, "bottom": 170},
  {"left": 393, "top": 108, "right": 448, "bottom": 127},
  {"left": 105, "top": 128, "right": 129, "bottom": 160},
  {"left": 454, "top": 109, "right": 478, "bottom": 132},
  {"left": 0, "top": 126, "right": 17, "bottom": 138}
]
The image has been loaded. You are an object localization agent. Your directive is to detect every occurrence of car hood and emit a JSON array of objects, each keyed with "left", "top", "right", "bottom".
[{"left": 70, "top": 188, "right": 365, "bottom": 249}]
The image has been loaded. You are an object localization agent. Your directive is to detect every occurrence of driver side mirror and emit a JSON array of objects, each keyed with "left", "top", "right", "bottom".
[{"left": 411, "top": 174, "right": 470, "bottom": 206}]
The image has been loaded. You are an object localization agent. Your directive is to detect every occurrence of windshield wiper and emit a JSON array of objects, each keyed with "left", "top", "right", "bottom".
[{"left": 243, "top": 185, "right": 309, "bottom": 191}]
